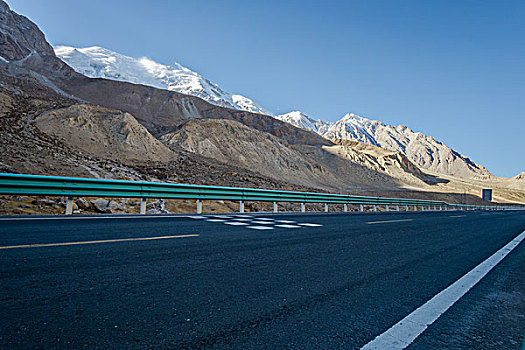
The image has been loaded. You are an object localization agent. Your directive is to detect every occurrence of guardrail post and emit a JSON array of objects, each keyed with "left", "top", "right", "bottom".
[
  {"left": 373, "top": 205, "right": 377, "bottom": 212},
  {"left": 343, "top": 204, "right": 348, "bottom": 212},
  {"left": 360, "top": 204, "right": 363, "bottom": 212},
  {"left": 301, "top": 203, "right": 305, "bottom": 213},
  {"left": 420, "top": 205, "right": 424, "bottom": 211},
  {"left": 65, "top": 196, "right": 74, "bottom": 215},
  {"left": 414, "top": 205, "right": 417, "bottom": 211},
  {"left": 140, "top": 198, "right": 147, "bottom": 215},
  {"left": 324, "top": 203, "right": 328, "bottom": 212},
  {"left": 196, "top": 199, "right": 203, "bottom": 214},
  {"left": 396, "top": 205, "right": 399, "bottom": 211},
  {"left": 273, "top": 202, "right": 278, "bottom": 213},
  {"left": 239, "top": 201, "right": 244, "bottom": 213},
  {"left": 386, "top": 204, "right": 389, "bottom": 211},
  {"left": 405, "top": 205, "right": 408, "bottom": 211}
]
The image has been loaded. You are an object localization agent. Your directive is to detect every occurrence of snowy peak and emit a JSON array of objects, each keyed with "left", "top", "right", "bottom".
[
  {"left": 274, "top": 111, "right": 329, "bottom": 133},
  {"left": 55, "top": 45, "right": 272, "bottom": 116}
]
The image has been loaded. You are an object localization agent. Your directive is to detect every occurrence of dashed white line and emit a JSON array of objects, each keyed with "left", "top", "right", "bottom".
[
  {"left": 366, "top": 219, "right": 413, "bottom": 225},
  {"left": 361, "top": 230, "right": 525, "bottom": 350},
  {"left": 275, "top": 224, "right": 302, "bottom": 229}
]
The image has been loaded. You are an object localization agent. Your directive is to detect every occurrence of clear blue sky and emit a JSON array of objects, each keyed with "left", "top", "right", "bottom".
[{"left": 7, "top": 0, "right": 525, "bottom": 177}]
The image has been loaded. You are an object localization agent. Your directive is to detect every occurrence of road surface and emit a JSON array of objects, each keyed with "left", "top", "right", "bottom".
[{"left": 1, "top": 210, "right": 524, "bottom": 349}]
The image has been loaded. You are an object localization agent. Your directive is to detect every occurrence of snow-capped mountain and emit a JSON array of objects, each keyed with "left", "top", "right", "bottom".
[
  {"left": 275, "top": 112, "right": 492, "bottom": 178},
  {"left": 55, "top": 46, "right": 490, "bottom": 179},
  {"left": 55, "top": 46, "right": 272, "bottom": 116}
]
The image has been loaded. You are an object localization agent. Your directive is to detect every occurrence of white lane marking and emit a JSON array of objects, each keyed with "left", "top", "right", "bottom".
[
  {"left": 206, "top": 219, "right": 226, "bottom": 222},
  {"left": 298, "top": 223, "right": 323, "bottom": 227},
  {"left": 248, "top": 226, "right": 274, "bottom": 230},
  {"left": 366, "top": 219, "right": 413, "bottom": 225},
  {"left": 234, "top": 215, "right": 254, "bottom": 218},
  {"left": 361, "top": 230, "right": 525, "bottom": 350},
  {"left": 233, "top": 218, "right": 252, "bottom": 222},
  {"left": 449, "top": 215, "right": 466, "bottom": 218},
  {"left": 277, "top": 220, "right": 296, "bottom": 224},
  {"left": 187, "top": 216, "right": 207, "bottom": 219},
  {"left": 254, "top": 218, "right": 274, "bottom": 221},
  {"left": 275, "top": 224, "right": 301, "bottom": 228},
  {"left": 212, "top": 215, "right": 233, "bottom": 219},
  {"left": 224, "top": 222, "right": 249, "bottom": 226},
  {"left": 252, "top": 221, "right": 274, "bottom": 225},
  {"left": 0, "top": 234, "right": 200, "bottom": 250}
]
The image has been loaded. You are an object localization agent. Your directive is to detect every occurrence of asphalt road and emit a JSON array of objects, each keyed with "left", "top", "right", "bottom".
[{"left": 0, "top": 210, "right": 524, "bottom": 349}]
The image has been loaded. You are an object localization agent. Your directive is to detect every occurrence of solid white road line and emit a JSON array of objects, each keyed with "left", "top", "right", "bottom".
[
  {"left": 361, "top": 230, "right": 525, "bottom": 350},
  {"left": 247, "top": 226, "right": 274, "bottom": 230},
  {"left": 366, "top": 219, "right": 414, "bottom": 225},
  {"left": 0, "top": 234, "right": 200, "bottom": 250}
]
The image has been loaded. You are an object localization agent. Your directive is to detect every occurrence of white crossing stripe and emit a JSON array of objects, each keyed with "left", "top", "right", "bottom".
[
  {"left": 212, "top": 215, "right": 233, "bottom": 219},
  {"left": 361, "top": 230, "right": 525, "bottom": 350},
  {"left": 449, "top": 215, "right": 466, "bottom": 218},
  {"left": 254, "top": 218, "right": 274, "bottom": 221},
  {"left": 233, "top": 218, "right": 252, "bottom": 221},
  {"left": 187, "top": 216, "right": 207, "bottom": 219},
  {"left": 275, "top": 224, "right": 301, "bottom": 228},
  {"left": 298, "top": 223, "right": 323, "bottom": 227},
  {"left": 224, "top": 222, "right": 249, "bottom": 226},
  {"left": 277, "top": 220, "right": 296, "bottom": 224},
  {"left": 234, "top": 215, "right": 254, "bottom": 218},
  {"left": 206, "top": 219, "right": 226, "bottom": 222},
  {"left": 248, "top": 226, "right": 274, "bottom": 230},
  {"left": 252, "top": 221, "right": 274, "bottom": 225}
]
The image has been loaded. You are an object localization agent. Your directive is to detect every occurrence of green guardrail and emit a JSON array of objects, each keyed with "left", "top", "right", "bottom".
[{"left": 0, "top": 173, "right": 519, "bottom": 215}]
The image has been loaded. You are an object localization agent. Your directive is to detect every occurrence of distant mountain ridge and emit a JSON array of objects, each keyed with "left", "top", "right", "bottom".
[
  {"left": 55, "top": 46, "right": 272, "bottom": 116},
  {"left": 275, "top": 111, "right": 493, "bottom": 178}
]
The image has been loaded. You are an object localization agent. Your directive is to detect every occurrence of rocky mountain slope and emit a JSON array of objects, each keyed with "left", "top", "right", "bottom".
[{"left": 55, "top": 45, "right": 271, "bottom": 115}]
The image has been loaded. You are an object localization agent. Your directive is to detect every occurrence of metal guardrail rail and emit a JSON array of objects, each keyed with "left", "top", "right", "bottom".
[{"left": 0, "top": 173, "right": 520, "bottom": 215}]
